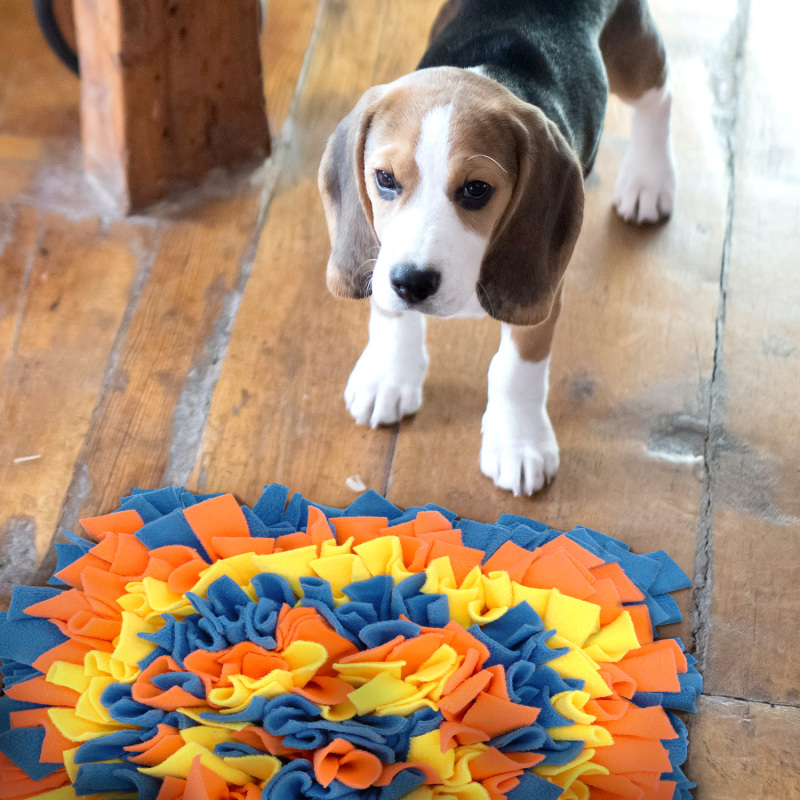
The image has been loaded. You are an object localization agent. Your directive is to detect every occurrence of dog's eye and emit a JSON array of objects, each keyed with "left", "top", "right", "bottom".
[
  {"left": 375, "top": 170, "right": 399, "bottom": 193},
  {"left": 459, "top": 180, "right": 493, "bottom": 209},
  {"left": 464, "top": 180, "right": 490, "bottom": 198}
]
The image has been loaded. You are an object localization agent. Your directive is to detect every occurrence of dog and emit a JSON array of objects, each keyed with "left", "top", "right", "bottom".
[{"left": 318, "top": 0, "right": 675, "bottom": 496}]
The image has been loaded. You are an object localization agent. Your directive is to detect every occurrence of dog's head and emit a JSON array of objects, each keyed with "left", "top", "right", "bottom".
[{"left": 318, "top": 67, "right": 584, "bottom": 325}]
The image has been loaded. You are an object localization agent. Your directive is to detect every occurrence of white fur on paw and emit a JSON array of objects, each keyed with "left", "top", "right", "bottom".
[
  {"left": 613, "top": 148, "right": 675, "bottom": 224},
  {"left": 345, "top": 346, "right": 427, "bottom": 428},
  {"left": 480, "top": 402, "right": 560, "bottom": 496}
]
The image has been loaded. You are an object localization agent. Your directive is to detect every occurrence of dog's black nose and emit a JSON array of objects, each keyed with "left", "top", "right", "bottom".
[{"left": 390, "top": 265, "right": 441, "bottom": 304}]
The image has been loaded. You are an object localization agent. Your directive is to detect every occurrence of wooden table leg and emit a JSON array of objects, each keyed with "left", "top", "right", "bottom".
[{"left": 72, "top": 0, "right": 271, "bottom": 214}]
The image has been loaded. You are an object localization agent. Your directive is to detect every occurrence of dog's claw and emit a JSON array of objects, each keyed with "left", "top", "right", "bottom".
[
  {"left": 613, "top": 161, "right": 674, "bottom": 224},
  {"left": 480, "top": 403, "right": 559, "bottom": 496}
]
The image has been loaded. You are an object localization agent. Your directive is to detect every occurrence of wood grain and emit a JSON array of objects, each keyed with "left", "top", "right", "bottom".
[
  {"left": 0, "top": 135, "right": 44, "bottom": 202},
  {"left": 703, "top": 0, "right": 800, "bottom": 705},
  {"left": 0, "top": 214, "right": 150, "bottom": 600},
  {"left": 190, "top": 0, "right": 444, "bottom": 508},
  {"left": 387, "top": 0, "right": 735, "bottom": 645},
  {"left": 72, "top": 0, "right": 270, "bottom": 213},
  {"left": 0, "top": 207, "right": 39, "bottom": 404},
  {"left": 261, "top": 0, "right": 319, "bottom": 134},
  {"left": 63, "top": 193, "right": 262, "bottom": 526},
  {"left": 688, "top": 696, "right": 800, "bottom": 799}
]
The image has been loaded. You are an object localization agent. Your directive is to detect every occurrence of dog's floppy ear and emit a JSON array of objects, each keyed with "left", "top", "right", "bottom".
[
  {"left": 318, "top": 86, "right": 387, "bottom": 299},
  {"left": 478, "top": 103, "right": 584, "bottom": 325}
]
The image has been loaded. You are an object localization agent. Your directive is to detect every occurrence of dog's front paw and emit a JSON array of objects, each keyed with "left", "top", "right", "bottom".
[
  {"left": 345, "top": 345, "right": 428, "bottom": 427},
  {"left": 480, "top": 401, "right": 559, "bottom": 496}
]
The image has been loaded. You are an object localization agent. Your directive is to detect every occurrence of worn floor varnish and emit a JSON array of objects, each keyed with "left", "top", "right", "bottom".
[{"left": 0, "top": 0, "right": 797, "bottom": 795}]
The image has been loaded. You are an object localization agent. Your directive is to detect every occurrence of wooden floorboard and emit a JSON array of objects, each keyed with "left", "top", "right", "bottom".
[
  {"left": 59, "top": 192, "right": 262, "bottom": 528},
  {"left": 0, "top": 0, "right": 798, "bottom": 790},
  {"left": 0, "top": 213, "right": 150, "bottom": 596},
  {"left": 0, "top": 135, "right": 43, "bottom": 203},
  {"left": 688, "top": 696, "right": 800, "bottom": 799},
  {"left": 261, "top": 0, "right": 320, "bottom": 134},
  {"left": 702, "top": 0, "right": 800, "bottom": 707},
  {"left": 0, "top": 206, "right": 37, "bottom": 370}
]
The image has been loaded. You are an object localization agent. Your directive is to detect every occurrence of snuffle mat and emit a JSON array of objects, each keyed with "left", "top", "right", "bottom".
[{"left": 0, "top": 485, "right": 701, "bottom": 800}]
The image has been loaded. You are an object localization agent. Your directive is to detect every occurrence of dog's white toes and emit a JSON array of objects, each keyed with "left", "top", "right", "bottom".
[
  {"left": 368, "top": 383, "right": 423, "bottom": 427},
  {"left": 657, "top": 187, "right": 675, "bottom": 217},
  {"left": 369, "top": 386, "right": 398, "bottom": 427},
  {"left": 636, "top": 188, "right": 660, "bottom": 223},
  {"left": 399, "top": 383, "right": 424, "bottom": 416},
  {"left": 345, "top": 347, "right": 427, "bottom": 427},
  {"left": 481, "top": 439, "right": 559, "bottom": 497},
  {"left": 346, "top": 391, "right": 375, "bottom": 426},
  {"left": 480, "top": 405, "right": 559, "bottom": 496},
  {"left": 613, "top": 151, "right": 675, "bottom": 225}
]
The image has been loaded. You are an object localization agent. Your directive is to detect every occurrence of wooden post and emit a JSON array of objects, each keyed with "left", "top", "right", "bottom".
[{"left": 72, "top": 0, "right": 271, "bottom": 214}]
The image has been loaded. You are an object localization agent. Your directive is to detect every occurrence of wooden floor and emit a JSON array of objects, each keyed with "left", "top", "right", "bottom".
[{"left": 1, "top": 0, "right": 798, "bottom": 796}]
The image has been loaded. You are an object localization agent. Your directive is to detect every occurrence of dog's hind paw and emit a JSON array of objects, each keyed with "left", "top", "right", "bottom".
[
  {"left": 613, "top": 148, "right": 675, "bottom": 224},
  {"left": 613, "top": 85, "right": 675, "bottom": 224}
]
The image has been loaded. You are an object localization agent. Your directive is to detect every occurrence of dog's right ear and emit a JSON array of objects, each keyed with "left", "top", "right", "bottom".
[
  {"left": 477, "top": 102, "right": 584, "bottom": 326},
  {"left": 318, "top": 86, "right": 387, "bottom": 299}
]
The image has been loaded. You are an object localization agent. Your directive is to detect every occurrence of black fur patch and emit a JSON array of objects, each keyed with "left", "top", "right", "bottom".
[{"left": 418, "top": 0, "right": 615, "bottom": 172}]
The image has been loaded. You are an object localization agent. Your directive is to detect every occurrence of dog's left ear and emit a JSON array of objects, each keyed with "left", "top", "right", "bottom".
[
  {"left": 478, "top": 102, "right": 584, "bottom": 325},
  {"left": 318, "top": 86, "right": 387, "bottom": 299}
]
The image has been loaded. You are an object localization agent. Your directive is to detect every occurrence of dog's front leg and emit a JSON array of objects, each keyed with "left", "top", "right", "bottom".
[
  {"left": 480, "top": 293, "right": 562, "bottom": 496},
  {"left": 345, "top": 297, "right": 428, "bottom": 427}
]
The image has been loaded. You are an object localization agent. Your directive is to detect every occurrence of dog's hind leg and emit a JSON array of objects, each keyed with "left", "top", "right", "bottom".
[
  {"left": 345, "top": 298, "right": 429, "bottom": 428},
  {"left": 601, "top": 0, "right": 675, "bottom": 223}
]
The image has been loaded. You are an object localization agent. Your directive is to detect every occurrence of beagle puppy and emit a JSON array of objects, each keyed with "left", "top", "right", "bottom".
[{"left": 319, "top": 0, "right": 674, "bottom": 495}]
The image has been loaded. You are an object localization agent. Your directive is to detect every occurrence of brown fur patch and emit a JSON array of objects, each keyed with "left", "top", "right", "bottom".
[
  {"left": 600, "top": 0, "right": 667, "bottom": 101},
  {"left": 448, "top": 93, "right": 518, "bottom": 238},
  {"left": 361, "top": 70, "right": 519, "bottom": 243},
  {"left": 476, "top": 95, "right": 584, "bottom": 326},
  {"left": 318, "top": 86, "right": 386, "bottom": 299},
  {"left": 510, "top": 283, "right": 564, "bottom": 363},
  {"left": 363, "top": 87, "right": 423, "bottom": 235}
]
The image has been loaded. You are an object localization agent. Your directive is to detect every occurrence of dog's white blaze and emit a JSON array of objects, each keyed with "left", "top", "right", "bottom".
[{"left": 372, "top": 104, "right": 489, "bottom": 316}]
